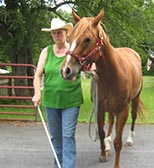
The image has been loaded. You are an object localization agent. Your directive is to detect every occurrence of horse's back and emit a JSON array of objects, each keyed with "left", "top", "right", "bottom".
[
  {"left": 116, "top": 47, "right": 141, "bottom": 64},
  {"left": 115, "top": 47, "right": 142, "bottom": 77}
]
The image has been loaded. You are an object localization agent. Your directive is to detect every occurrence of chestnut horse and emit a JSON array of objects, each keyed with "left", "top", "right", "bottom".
[{"left": 61, "top": 10, "right": 145, "bottom": 168}]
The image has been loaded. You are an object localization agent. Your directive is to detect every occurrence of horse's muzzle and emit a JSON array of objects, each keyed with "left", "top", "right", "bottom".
[
  {"left": 61, "top": 67, "right": 81, "bottom": 82},
  {"left": 60, "top": 66, "right": 74, "bottom": 81}
]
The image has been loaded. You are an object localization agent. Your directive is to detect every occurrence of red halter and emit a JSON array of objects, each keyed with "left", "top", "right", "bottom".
[{"left": 66, "top": 37, "right": 104, "bottom": 71}]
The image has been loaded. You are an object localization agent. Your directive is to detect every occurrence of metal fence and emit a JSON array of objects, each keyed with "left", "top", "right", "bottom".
[{"left": 0, "top": 63, "right": 38, "bottom": 121}]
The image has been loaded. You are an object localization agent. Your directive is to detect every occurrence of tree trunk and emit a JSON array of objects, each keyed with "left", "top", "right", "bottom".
[{"left": 11, "top": 43, "right": 34, "bottom": 96}]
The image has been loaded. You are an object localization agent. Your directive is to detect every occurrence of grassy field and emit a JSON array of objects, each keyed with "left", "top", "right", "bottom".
[
  {"left": 79, "top": 76, "right": 154, "bottom": 124},
  {"left": 139, "top": 76, "right": 154, "bottom": 123},
  {"left": 0, "top": 76, "right": 154, "bottom": 124}
]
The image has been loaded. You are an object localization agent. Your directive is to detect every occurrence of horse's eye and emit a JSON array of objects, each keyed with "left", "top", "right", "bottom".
[{"left": 84, "top": 38, "right": 91, "bottom": 43}]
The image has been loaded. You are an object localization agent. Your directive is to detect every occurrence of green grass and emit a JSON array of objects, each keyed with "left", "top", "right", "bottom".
[
  {"left": 0, "top": 76, "right": 154, "bottom": 123},
  {"left": 139, "top": 76, "right": 154, "bottom": 123},
  {"left": 0, "top": 100, "right": 37, "bottom": 121}
]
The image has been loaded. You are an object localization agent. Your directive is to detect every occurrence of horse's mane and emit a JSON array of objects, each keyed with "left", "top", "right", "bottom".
[{"left": 97, "top": 22, "right": 113, "bottom": 55}]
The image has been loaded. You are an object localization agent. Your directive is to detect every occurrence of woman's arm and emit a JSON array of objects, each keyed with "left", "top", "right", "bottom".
[{"left": 32, "top": 47, "right": 48, "bottom": 106}]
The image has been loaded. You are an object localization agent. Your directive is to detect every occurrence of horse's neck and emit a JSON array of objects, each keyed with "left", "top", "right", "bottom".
[{"left": 96, "top": 42, "right": 120, "bottom": 81}]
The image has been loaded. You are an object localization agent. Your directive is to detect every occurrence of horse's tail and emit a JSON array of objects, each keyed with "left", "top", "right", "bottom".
[{"left": 137, "top": 98, "right": 148, "bottom": 123}]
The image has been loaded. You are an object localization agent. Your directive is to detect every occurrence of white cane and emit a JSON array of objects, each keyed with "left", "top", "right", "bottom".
[{"left": 37, "top": 106, "right": 62, "bottom": 168}]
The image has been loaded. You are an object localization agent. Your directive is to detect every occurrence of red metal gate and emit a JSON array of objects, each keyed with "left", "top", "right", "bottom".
[{"left": 0, "top": 63, "right": 38, "bottom": 121}]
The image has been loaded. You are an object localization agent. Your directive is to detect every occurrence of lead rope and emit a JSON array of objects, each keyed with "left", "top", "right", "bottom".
[{"left": 88, "top": 75, "right": 99, "bottom": 142}]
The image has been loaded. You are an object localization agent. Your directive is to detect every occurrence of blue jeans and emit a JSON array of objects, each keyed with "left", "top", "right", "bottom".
[{"left": 45, "top": 107, "right": 80, "bottom": 168}]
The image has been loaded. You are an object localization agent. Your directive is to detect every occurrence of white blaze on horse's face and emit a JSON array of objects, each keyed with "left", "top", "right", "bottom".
[{"left": 63, "top": 40, "right": 77, "bottom": 71}]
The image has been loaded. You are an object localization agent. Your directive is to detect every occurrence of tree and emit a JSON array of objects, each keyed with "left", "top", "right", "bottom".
[{"left": 0, "top": 0, "right": 74, "bottom": 95}]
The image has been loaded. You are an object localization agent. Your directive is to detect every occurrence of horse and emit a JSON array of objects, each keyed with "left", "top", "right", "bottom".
[
  {"left": 61, "top": 9, "right": 145, "bottom": 168},
  {"left": 146, "top": 50, "right": 154, "bottom": 71}
]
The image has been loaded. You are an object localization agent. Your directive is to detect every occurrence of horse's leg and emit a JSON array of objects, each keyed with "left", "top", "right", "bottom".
[
  {"left": 107, "top": 112, "right": 114, "bottom": 137},
  {"left": 114, "top": 105, "right": 129, "bottom": 168},
  {"left": 104, "top": 113, "right": 114, "bottom": 155},
  {"left": 97, "top": 107, "right": 107, "bottom": 162},
  {"left": 125, "top": 95, "right": 139, "bottom": 147}
]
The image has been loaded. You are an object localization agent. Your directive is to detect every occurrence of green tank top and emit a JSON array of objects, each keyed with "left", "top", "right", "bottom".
[{"left": 42, "top": 45, "right": 83, "bottom": 108}]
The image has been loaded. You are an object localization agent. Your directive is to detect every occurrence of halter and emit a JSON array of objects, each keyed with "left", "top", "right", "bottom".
[{"left": 66, "top": 37, "right": 104, "bottom": 71}]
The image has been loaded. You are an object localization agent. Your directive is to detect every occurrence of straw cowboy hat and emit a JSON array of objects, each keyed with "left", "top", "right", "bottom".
[{"left": 41, "top": 18, "right": 73, "bottom": 35}]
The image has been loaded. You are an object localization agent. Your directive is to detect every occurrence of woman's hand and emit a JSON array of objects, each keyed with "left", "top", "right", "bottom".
[{"left": 32, "top": 94, "right": 41, "bottom": 107}]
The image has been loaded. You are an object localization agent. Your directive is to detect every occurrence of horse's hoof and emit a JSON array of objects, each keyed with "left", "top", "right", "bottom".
[
  {"left": 125, "top": 131, "right": 135, "bottom": 147},
  {"left": 125, "top": 140, "right": 133, "bottom": 147},
  {"left": 105, "top": 149, "right": 111, "bottom": 156},
  {"left": 99, "top": 155, "right": 108, "bottom": 162}
]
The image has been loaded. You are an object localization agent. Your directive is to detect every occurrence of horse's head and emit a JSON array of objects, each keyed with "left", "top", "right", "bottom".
[{"left": 61, "top": 9, "right": 105, "bottom": 81}]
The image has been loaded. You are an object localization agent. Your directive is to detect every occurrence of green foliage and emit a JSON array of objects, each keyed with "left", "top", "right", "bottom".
[
  {"left": 0, "top": 0, "right": 55, "bottom": 64},
  {"left": 0, "top": 0, "right": 154, "bottom": 69}
]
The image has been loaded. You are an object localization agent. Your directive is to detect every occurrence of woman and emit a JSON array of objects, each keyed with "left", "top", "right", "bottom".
[{"left": 32, "top": 18, "right": 83, "bottom": 168}]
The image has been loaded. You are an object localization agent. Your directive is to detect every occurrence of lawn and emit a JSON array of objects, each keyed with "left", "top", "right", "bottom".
[
  {"left": 140, "top": 76, "right": 154, "bottom": 123},
  {"left": 0, "top": 76, "right": 154, "bottom": 124}
]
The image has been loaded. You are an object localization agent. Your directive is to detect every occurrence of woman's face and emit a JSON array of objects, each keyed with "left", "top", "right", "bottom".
[{"left": 51, "top": 29, "right": 67, "bottom": 44}]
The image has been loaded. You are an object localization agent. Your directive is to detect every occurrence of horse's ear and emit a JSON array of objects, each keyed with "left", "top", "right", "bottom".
[
  {"left": 72, "top": 10, "right": 81, "bottom": 23},
  {"left": 92, "top": 9, "right": 104, "bottom": 26}
]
